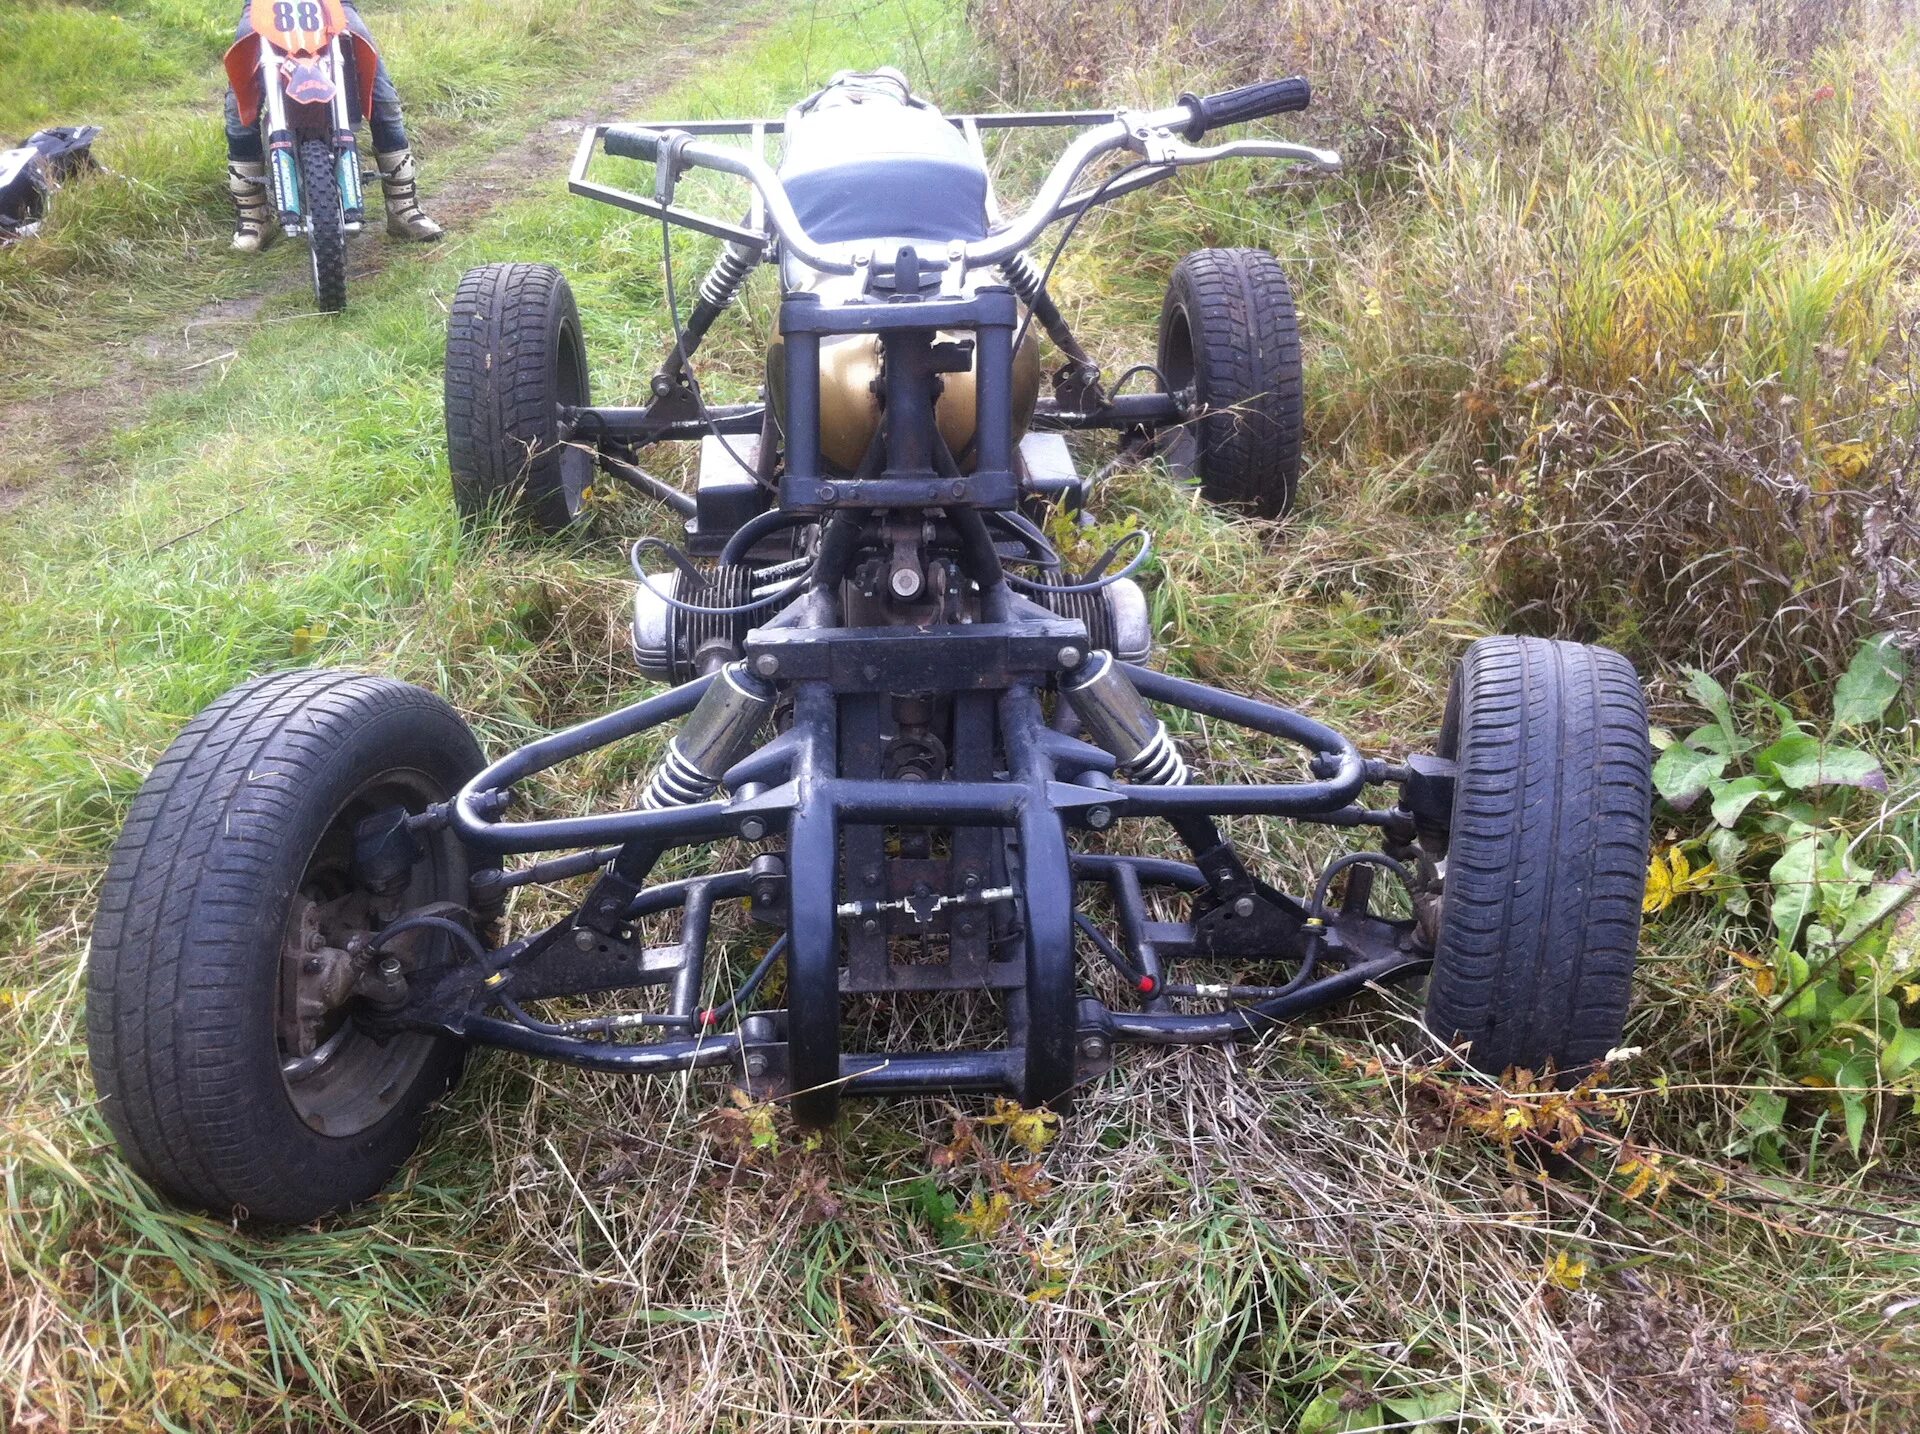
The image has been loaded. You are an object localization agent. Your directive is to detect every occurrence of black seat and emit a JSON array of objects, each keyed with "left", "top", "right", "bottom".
[{"left": 779, "top": 97, "right": 989, "bottom": 248}]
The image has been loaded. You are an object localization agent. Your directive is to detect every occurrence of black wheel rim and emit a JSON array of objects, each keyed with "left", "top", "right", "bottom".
[
  {"left": 1161, "top": 303, "right": 1197, "bottom": 396},
  {"left": 276, "top": 767, "right": 454, "bottom": 1137},
  {"left": 556, "top": 319, "right": 591, "bottom": 520}
]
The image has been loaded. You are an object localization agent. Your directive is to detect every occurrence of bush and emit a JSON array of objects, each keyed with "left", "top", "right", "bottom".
[
  {"left": 966, "top": 0, "right": 1920, "bottom": 689},
  {"left": 1647, "top": 633, "right": 1918, "bottom": 1160}
]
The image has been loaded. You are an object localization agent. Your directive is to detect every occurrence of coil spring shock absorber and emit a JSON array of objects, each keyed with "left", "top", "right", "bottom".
[
  {"left": 699, "top": 241, "right": 758, "bottom": 310},
  {"left": 641, "top": 662, "right": 776, "bottom": 810},
  {"left": 998, "top": 250, "right": 1102, "bottom": 396},
  {"left": 1061, "top": 651, "right": 1188, "bottom": 786}
]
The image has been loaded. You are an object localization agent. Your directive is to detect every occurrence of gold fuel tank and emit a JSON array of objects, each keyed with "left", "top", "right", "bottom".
[{"left": 767, "top": 323, "right": 1042, "bottom": 473}]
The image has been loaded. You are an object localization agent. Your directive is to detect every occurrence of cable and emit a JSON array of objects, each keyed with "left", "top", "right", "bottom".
[
  {"left": 697, "top": 934, "right": 787, "bottom": 1028},
  {"left": 629, "top": 536, "right": 810, "bottom": 616},
  {"left": 1108, "top": 362, "right": 1171, "bottom": 397},
  {"left": 1002, "top": 526, "right": 1152, "bottom": 596},
  {"left": 497, "top": 991, "right": 691, "bottom": 1038},
  {"left": 365, "top": 913, "right": 488, "bottom": 963},
  {"left": 661, "top": 217, "right": 764, "bottom": 485},
  {"left": 1009, "top": 159, "right": 1156, "bottom": 361},
  {"left": 1308, "top": 851, "right": 1419, "bottom": 921},
  {"left": 718, "top": 507, "right": 814, "bottom": 566}
]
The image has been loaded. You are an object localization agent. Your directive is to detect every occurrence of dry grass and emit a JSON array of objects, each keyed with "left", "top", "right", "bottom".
[
  {"left": 973, "top": 0, "right": 1920, "bottom": 697},
  {"left": 2, "top": 0, "right": 1919, "bottom": 1429}
]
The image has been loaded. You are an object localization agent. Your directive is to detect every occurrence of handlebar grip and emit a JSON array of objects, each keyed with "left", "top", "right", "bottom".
[
  {"left": 602, "top": 125, "right": 663, "bottom": 163},
  {"left": 1178, "top": 76, "right": 1311, "bottom": 139}
]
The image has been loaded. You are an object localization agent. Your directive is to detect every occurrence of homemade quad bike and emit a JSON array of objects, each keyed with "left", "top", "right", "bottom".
[{"left": 89, "top": 71, "right": 1653, "bottom": 1223}]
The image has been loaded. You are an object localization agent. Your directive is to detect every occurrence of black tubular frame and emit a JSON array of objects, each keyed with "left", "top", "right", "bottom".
[{"left": 381, "top": 89, "right": 1436, "bottom": 1120}]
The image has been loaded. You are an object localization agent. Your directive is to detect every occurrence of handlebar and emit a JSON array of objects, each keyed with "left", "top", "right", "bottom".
[
  {"left": 603, "top": 127, "right": 664, "bottom": 164},
  {"left": 1177, "top": 76, "right": 1311, "bottom": 140},
  {"left": 597, "top": 79, "right": 1335, "bottom": 277}
]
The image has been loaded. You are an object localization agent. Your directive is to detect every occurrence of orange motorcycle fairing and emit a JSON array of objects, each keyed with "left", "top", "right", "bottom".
[{"left": 223, "top": 0, "right": 379, "bottom": 128}]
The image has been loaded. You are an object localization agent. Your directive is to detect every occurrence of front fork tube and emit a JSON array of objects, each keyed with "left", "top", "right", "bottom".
[
  {"left": 258, "top": 37, "right": 302, "bottom": 233},
  {"left": 329, "top": 39, "right": 365, "bottom": 226}
]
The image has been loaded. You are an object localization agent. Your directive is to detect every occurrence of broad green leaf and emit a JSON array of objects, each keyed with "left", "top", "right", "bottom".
[
  {"left": 1832, "top": 632, "right": 1907, "bottom": 731},
  {"left": 1883, "top": 1027, "right": 1920, "bottom": 1078},
  {"left": 1383, "top": 1390, "right": 1466, "bottom": 1424},
  {"left": 1736, "top": 1089, "right": 1787, "bottom": 1135},
  {"left": 1652, "top": 742, "right": 1726, "bottom": 808},
  {"left": 1835, "top": 879, "right": 1911, "bottom": 951},
  {"left": 1299, "top": 1392, "right": 1379, "bottom": 1434},
  {"left": 1710, "top": 775, "right": 1774, "bottom": 827},
  {"left": 1770, "top": 834, "right": 1821, "bottom": 950},
  {"left": 1755, "top": 728, "right": 1818, "bottom": 779},
  {"left": 1779, "top": 954, "right": 1819, "bottom": 1019},
  {"left": 1768, "top": 744, "right": 1886, "bottom": 793},
  {"left": 1684, "top": 668, "right": 1748, "bottom": 751},
  {"left": 1835, "top": 1052, "right": 1876, "bottom": 1156},
  {"left": 1706, "top": 826, "right": 1746, "bottom": 873}
]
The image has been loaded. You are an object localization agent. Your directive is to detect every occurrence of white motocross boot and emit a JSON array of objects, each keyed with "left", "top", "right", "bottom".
[
  {"left": 228, "top": 160, "right": 276, "bottom": 253},
  {"left": 376, "top": 148, "right": 444, "bottom": 241}
]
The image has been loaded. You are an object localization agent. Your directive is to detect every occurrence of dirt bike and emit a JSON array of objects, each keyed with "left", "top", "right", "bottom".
[
  {"left": 222, "top": 0, "right": 375, "bottom": 311},
  {"left": 89, "top": 71, "right": 1653, "bottom": 1223}
]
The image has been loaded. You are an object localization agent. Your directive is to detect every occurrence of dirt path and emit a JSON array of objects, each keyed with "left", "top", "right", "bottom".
[{"left": 0, "top": 6, "right": 766, "bottom": 515}]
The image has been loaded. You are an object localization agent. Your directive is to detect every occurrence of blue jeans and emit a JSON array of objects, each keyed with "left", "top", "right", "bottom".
[{"left": 224, "top": 1, "right": 408, "bottom": 162}]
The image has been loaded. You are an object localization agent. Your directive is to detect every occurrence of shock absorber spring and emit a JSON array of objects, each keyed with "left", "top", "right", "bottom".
[
  {"left": 997, "top": 249, "right": 1046, "bottom": 305},
  {"left": 1061, "top": 651, "right": 1189, "bottom": 787},
  {"left": 640, "top": 663, "right": 775, "bottom": 810},
  {"left": 698, "top": 241, "right": 759, "bottom": 310}
]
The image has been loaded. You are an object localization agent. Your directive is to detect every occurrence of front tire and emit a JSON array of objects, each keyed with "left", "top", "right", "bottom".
[
  {"left": 298, "top": 136, "right": 347, "bottom": 313},
  {"left": 1421, "top": 636, "right": 1652, "bottom": 1080},
  {"left": 445, "top": 262, "right": 593, "bottom": 533},
  {"left": 1157, "top": 248, "right": 1304, "bottom": 519},
  {"left": 87, "top": 671, "right": 486, "bottom": 1223}
]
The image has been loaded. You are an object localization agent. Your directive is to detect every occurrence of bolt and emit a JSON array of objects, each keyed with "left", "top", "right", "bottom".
[
  {"left": 963, "top": 873, "right": 980, "bottom": 890},
  {"left": 1057, "top": 645, "right": 1083, "bottom": 670},
  {"left": 890, "top": 567, "right": 922, "bottom": 599},
  {"left": 651, "top": 374, "right": 673, "bottom": 398},
  {"left": 1232, "top": 896, "right": 1256, "bottom": 919},
  {"left": 861, "top": 917, "right": 880, "bottom": 934},
  {"left": 956, "top": 919, "right": 975, "bottom": 937},
  {"left": 752, "top": 653, "right": 781, "bottom": 678},
  {"left": 378, "top": 955, "right": 403, "bottom": 979},
  {"left": 949, "top": 480, "right": 967, "bottom": 499},
  {"left": 1086, "top": 805, "right": 1113, "bottom": 831},
  {"left": 739, "top": 816, "right": 768, "bottom": 841},
  {"left": 574, "top": 928, "right": 596, "bottom": 951},
  {"left": 863, "top": 868, "right": 881, "bottom": 885},
  {"left": 1078, "top": 1035, "right": 1109, "bottom": 1062},
  {"left": 302, "top": 955, "right": 324, "bottom": 975},
  {"left": 818, "top": 483, "right": 838, "bottom": 502},
  {"left": 745, "top": 1052, "right": 769, "bottom": 1077}
]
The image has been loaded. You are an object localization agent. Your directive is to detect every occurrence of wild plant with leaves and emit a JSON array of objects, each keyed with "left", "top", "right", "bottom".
[{"left": 1649, "top": 633, "right": 1917, "bottom": 1159}]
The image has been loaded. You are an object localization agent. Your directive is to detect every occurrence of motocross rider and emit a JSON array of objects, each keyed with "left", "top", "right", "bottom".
[{"left": 223, "top": 0, "right": 442, "bottom": 252}]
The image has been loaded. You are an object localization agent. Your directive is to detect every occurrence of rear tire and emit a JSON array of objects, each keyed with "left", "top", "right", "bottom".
[
  {"left": 1157, "top": 248, "right": 1303, "bottom": 519},
  {"left": 298, "top": 136, "right": 347, "bottom": 313},
  {"left": 445, "top": 262, "right": 592, "bottom": 533},
  {"left": 87, "top": 670, "right": 486, "bottom": 1223},
  {"left": 1421, "top": 636, "right": 1652, "bottom": 1080}
]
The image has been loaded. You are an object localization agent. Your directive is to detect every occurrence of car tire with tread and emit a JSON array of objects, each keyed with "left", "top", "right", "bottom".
[
  {"left": 298, "top": 136, "right": 347, "bottom": 313},
  {"left": 1421, "top": 635, "right": 1652, "bottom": 1080},
  {"left": 1157, "top": 247, "right": 1304, "bottom": 519},
  {"left": 445, "top": 261, "right": 592, "bottom": 533},
  {"left": 87, "top": 670, "right": 487, "bottom": 1223}
]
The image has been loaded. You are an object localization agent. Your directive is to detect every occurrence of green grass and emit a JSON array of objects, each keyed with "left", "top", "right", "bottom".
[{"left": 3, "top": 0, "right": 1919, "bottom": 1429}]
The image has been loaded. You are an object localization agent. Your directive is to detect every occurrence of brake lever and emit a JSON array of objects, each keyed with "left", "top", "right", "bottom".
[{"left": 1164, "top": 137, "right": 1343, "bottom": 172}]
